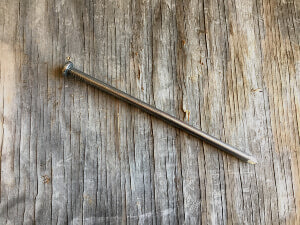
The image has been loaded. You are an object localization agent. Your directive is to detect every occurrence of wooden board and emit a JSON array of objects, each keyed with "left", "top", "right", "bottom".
[{"left": 0, "top": 0, "right": 299, "bottom": 224}]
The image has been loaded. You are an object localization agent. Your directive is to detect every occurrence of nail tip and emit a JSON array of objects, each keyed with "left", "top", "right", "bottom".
[{"left": 247, "top": 157, "right": 258, "bottom": 165}]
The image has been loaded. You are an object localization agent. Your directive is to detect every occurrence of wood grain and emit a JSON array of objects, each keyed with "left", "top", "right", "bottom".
[{"left": 0, "top": 0, "right": 299, "bottom": 224}]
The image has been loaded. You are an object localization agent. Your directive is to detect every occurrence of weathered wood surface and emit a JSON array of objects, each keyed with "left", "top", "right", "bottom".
[{"left": 0, "top": 0, "right": 299, "bottom": 224}]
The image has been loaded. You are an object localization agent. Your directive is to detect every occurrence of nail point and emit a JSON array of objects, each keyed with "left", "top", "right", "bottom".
[{"left": 247, "top": 157, "right": 258, "bottom": 165}]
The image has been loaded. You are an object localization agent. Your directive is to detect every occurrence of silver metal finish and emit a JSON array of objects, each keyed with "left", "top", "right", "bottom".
[{"left": 62, "top": 61, "right": 257, "bottom": 164}]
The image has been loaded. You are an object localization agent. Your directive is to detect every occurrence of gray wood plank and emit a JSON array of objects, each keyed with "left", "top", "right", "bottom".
[{"left": 0, "top": 0, "right": 299, "bottom": 224}]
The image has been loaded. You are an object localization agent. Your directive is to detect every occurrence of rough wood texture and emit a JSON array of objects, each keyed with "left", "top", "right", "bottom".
[{"left": 0, "top": 0, "right": 299, "bottom": 224}]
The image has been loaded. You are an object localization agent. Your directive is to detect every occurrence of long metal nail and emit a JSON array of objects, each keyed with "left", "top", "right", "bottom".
[{"left": 62, "top": 61, "right": 257, "bottom": 164}]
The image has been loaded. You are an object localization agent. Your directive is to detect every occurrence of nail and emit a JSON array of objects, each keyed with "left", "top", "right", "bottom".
[{"left": 62, "top": 61, "right": 257, "bottom": 164}]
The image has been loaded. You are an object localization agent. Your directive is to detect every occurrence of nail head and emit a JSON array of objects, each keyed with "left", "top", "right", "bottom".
[{"left": 62, "top": 61, "right": 74, "bottom": 76}]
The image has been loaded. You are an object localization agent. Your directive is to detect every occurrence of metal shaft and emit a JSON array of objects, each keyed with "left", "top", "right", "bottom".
[{"left": 62, "top": 61, "right": 257, "bottom": 164}]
